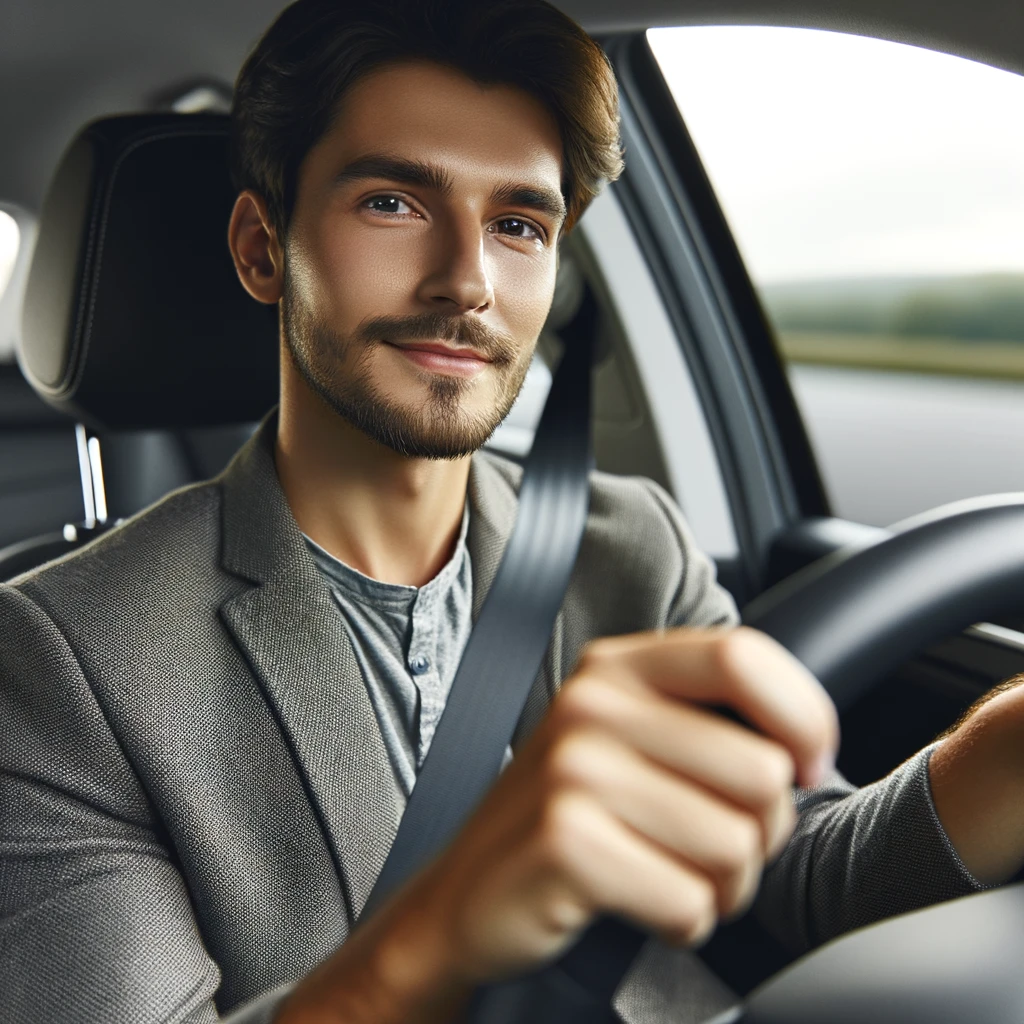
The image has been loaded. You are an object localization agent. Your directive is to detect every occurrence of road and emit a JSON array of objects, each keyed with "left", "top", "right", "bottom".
[{"left": 789, "top": 364, "right": 1024, "bottom": 527}]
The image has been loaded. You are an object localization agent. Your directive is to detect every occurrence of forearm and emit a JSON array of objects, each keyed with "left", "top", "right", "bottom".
[{"left": 276, "top": 880, "right": 471, "bottom": 1024}]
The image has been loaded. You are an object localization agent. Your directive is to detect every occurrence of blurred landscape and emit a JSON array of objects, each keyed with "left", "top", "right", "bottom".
[{"left": 762, "top": 274, "right": 1024, "bottom": 378}]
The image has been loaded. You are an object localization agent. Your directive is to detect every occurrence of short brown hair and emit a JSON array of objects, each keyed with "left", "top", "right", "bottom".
[{"left": 230, "top": 0, "right": 623, "bottom": 241}]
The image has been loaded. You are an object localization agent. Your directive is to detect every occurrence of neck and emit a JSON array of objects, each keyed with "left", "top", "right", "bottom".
[{"left": 275, "top": 359, "right": 471, "bottom": 588}]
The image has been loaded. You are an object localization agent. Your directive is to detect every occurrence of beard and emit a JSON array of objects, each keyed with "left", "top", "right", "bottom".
[{"left": 281, "top": 269, "right": 534, "bottom": 460}]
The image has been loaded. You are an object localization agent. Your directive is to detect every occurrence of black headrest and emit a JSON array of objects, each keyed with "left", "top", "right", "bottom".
[{"left": 18, "top": 114, "right": 278, "bottom": 430}]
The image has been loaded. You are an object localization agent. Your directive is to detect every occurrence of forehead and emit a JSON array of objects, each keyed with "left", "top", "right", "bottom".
[{"left": 316, "top": 60, "right": 564, "bottom": 189}]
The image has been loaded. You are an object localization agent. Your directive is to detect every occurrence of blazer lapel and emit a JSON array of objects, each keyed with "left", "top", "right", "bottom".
[
  {"left": 217, "top": 418, "right": 403, "bottom": 922},
  {"left": 214, "top": 430, "right": 564, "bottom": 924}
]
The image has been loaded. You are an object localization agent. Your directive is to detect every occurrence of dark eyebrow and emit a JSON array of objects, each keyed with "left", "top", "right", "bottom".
[
  {"left": 333, "top": 155, "right": 566, "bottom": 227},
  {"left": 331, "top": 155, "right": 453, "bottom": 195},
  {"left": 490, "top": 181, "right": 567, "bottom": 227}
]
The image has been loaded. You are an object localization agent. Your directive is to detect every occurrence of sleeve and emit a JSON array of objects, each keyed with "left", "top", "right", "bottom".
[
  {"left": 0, "top": 585, "right": 285, "bottom": 1024},
  {"left": 755, "top": 743, "right": 987, "bottom": 953},
  {"left": 639, "top": 480, "right": 740, "bottom": 631}
]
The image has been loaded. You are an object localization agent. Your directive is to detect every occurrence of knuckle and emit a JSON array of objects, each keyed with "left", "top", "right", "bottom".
[
  {"left": 555, "top": 677, "right": 603, "bottom": 725},
  {"left": 543, "top": 731, "right": 594, "bottom": 787},
  {"left": 677, "top": 877, "right": 717, "bottom": 945},
  {"left": 535, "top": 791, "right": 592, "bottom": 869},
  {"left": 709, "top": 628, "right": 761, "bottom": 694},
  {"left": 748, "top": 745, "right": 797, "bottom": 806},
  {"left": 576, "top": 638, "right": 616, "bottom": 675}
]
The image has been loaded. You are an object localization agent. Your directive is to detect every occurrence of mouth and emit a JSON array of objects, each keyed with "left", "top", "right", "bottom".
[{"left": 386, "top": 340, "right": 493, "bottom": 378}]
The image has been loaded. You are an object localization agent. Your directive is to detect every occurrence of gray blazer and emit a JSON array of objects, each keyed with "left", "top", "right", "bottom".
[{"left": 0, "top": 420, "right": 982, "bottom": 1024}]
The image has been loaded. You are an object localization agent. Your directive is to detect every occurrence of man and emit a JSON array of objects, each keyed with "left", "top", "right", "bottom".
[{"left": 2, "top": 1, "right": 1023, "bottom": 1022}]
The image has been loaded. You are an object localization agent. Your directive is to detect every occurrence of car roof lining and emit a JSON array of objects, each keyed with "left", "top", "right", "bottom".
[{"left": 0, "top": 0, "right": 1021, "bottom": 215}]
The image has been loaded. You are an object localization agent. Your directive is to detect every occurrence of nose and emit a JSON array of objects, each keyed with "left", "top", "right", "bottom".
[{"left": 416, "top": 217, "right": 494, "bottom": 313}]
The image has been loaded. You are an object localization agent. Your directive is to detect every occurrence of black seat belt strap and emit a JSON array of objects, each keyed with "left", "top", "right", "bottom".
[
  {"left": 363, "top": 287, "right": 599, "bottom": 916},
  {"left": 363, "top": 284, "right": 647, "bottom": 1024}
]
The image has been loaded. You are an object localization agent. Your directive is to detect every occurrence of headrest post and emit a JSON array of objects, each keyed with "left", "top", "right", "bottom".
[
  {"left": 87, "top": 435, "right": 108, "bottom": 525},
  {"left": 75, "top": 424, "right": 97, "bottom": 529},
  {"left": 74, "top": 423, "right": 108, "bottom": 528}
]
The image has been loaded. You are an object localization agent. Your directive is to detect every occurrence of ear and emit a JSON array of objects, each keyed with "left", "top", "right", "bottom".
[{"left": 227, "top": 190, "right": 284, "bottom": 304}]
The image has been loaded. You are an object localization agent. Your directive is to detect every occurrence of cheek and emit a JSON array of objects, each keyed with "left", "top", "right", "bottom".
[
  {"left": 492, "top": 253, "right": 557, "bottom": 346},
  {"left": 306, "top": 218, "right": 427, "bottom": 321}
]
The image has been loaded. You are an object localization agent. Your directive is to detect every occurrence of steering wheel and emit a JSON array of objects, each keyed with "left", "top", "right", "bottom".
[
  {"left": 474, "top": 493, "right": 1024, "bottom": 1024},
  {"left": 735, "top": 492, "right": 1024, "bottom": 1024},
  {"left": 745, "top": 492, "right": 1024, "bottom": 711}
]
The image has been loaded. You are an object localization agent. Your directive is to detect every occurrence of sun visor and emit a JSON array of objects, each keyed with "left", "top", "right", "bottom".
[{"left": 18, "top": 114, "right": 278, "bottom": 429}]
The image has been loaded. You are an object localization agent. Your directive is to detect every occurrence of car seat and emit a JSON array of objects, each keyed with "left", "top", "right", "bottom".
[{"left": 0, "top": 113, "right": 279, "bottom": 580}]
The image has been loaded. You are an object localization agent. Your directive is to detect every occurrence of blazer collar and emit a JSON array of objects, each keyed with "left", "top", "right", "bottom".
[
  {"left": 219, "top": 414, "right": 521, "bottom": 612},
  {"left": 219, "top": 415, "right": 400, "bottom": 920},
  {"left": 216, "top": 415, "right": 523, "bottom": 919}
]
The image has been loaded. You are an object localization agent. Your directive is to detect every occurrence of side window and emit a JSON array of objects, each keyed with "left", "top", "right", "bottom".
[
  {"left": 648, "top": 27, "right": 1024, "bottom": 527},
  {"left": 489, "top": 196, "right": 738, "bottom": 563}
]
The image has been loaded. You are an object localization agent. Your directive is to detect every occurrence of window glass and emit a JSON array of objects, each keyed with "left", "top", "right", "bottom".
[
  {"left": 0, "top": 210, "right": 18, "bottom": 302},
  {"left": 648, "top": 27, "right": 1024, "bottom": 525}
]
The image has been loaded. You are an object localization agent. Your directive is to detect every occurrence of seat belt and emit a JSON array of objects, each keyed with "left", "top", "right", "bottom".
[{"left": 362, "top": 284, "right": 646, "bottom": 1023}]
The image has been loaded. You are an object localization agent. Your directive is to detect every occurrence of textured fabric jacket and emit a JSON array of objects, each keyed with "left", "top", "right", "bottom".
[{"left": 0, "top": 420, "right": 982, "bottom": 1024}]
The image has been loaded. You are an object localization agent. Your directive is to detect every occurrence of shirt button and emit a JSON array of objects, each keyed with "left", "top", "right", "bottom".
[{"left": 410, "top": 655, "right": 431, "bottom": 675}]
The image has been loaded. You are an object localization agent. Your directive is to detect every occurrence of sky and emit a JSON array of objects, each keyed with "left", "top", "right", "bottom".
[
  {"left": 1, "top": 29, "right": 1023, "bottom": 297},
  {"left": 647, "top": 27, "right": 1024, "bottom": 284}
]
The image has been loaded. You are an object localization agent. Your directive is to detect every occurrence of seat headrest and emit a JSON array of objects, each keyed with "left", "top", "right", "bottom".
[{"left": 18, "top": 114, "right": 278, "bottom": 430}]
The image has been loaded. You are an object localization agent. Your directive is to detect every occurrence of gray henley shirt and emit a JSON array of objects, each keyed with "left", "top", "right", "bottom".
[{"left": 305, "top": 507, "right": 474, "bottom": 797}]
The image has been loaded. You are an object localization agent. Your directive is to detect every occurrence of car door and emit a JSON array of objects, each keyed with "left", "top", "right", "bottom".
[{"left": 572, "top": 24, "right": 1024, "bottom": 993}]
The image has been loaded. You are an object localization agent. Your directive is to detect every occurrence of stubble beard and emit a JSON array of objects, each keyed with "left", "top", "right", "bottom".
[{"left": 281, "top": 270, "right": 534, "bottom": 460}]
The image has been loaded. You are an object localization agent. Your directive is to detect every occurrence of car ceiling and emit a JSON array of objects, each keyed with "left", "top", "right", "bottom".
[{"left": 0, "top": 0, "right": 1022, "bottom": 215}]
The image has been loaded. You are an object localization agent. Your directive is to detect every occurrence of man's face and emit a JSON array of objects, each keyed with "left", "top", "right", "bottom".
[{"left": 282, "top": 60, "right": 565, "bottom": 459}]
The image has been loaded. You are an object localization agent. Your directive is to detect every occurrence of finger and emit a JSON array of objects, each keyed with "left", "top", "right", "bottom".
[
  {"left": 538, "top": 789, "right": 720, "bottom": 946},
  {"left": 545, "top": 730, "right": 767, "bottom": 917},
  {"left": 578, "top": 628, "right": 839, "bottom": 788},
  {"left": 555, "top": 676, "right": 797, "bottom": 852}
]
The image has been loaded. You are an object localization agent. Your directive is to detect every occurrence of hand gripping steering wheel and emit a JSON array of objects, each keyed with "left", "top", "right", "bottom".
[
  {"left": 477, "top": 493, "right": 1024, "bottom": 1024},
  {"left": 733, "top": 492, "right": 1024, "bottom": 1024}
]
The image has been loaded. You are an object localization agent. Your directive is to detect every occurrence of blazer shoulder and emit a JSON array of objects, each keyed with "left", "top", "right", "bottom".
[
  {"left": 10, "top": 478, "right": 226, "bottom": 626},
  {"left": 473, "top": 450, "right": 706, "bottom": 567},
  {"left": 568, "top": 470, "right": 738, "bottom": 637}
]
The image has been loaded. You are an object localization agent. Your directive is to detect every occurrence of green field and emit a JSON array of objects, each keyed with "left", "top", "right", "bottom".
[
  {"left": 762, "top": 273, "right": 1024, "bottom": 379},
  {"left": 777, "top": 331, "right": 1024, "bottom": 380}
]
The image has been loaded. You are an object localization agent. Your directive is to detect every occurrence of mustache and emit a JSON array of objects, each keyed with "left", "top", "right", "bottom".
[{"left": 357, "top": 313, "right": 519, "bottom": 366}]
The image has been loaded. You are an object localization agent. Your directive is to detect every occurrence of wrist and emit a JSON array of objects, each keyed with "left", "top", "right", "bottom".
[
  {"left": 278, "top": 877, "right": 471, "bottom": 1024},
  {"left": 367, "top": 875, "right": 472, "bottom": 1019}
]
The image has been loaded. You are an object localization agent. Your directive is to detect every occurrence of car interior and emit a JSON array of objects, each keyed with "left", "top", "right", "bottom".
[{"left": 2, "top": 0, "right": 1024, "bottom": 1020}]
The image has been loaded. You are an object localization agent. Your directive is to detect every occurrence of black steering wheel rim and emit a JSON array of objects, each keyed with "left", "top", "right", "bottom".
[{"left": 742, "top": 493, "right": 1024, "bottom": 713}]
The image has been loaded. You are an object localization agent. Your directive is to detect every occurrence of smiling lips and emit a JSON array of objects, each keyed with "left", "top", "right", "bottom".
[{"left": 388, "top": 340, "right": 492, "bottom": 377}]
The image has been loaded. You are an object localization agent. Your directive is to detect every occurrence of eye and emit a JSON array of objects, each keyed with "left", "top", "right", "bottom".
[
  {"left": 363, "top": 194, "right": 416, "bottom": 217},
  {"left": 492, "top": 218, "right": 544, "bottom": 243}
]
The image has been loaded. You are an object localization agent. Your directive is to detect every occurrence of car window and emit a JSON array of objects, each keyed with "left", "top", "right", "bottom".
[
  {"left": 648, "top": 27, "right": 1024, "bottom": 527},
  {"left": 486, "top": 208, "right": 737, "bottom": 561}
]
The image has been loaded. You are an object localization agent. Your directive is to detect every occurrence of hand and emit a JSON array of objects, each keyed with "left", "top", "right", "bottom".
[
  {"left": 929, "top": 676, "right": 1024, "bottom": 885},
  {"left": 280, "top": 626, "right": 838, "bottom": 1024},
  {"left": 413, "top": 626, "right": 837, "bottom": 978}
]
